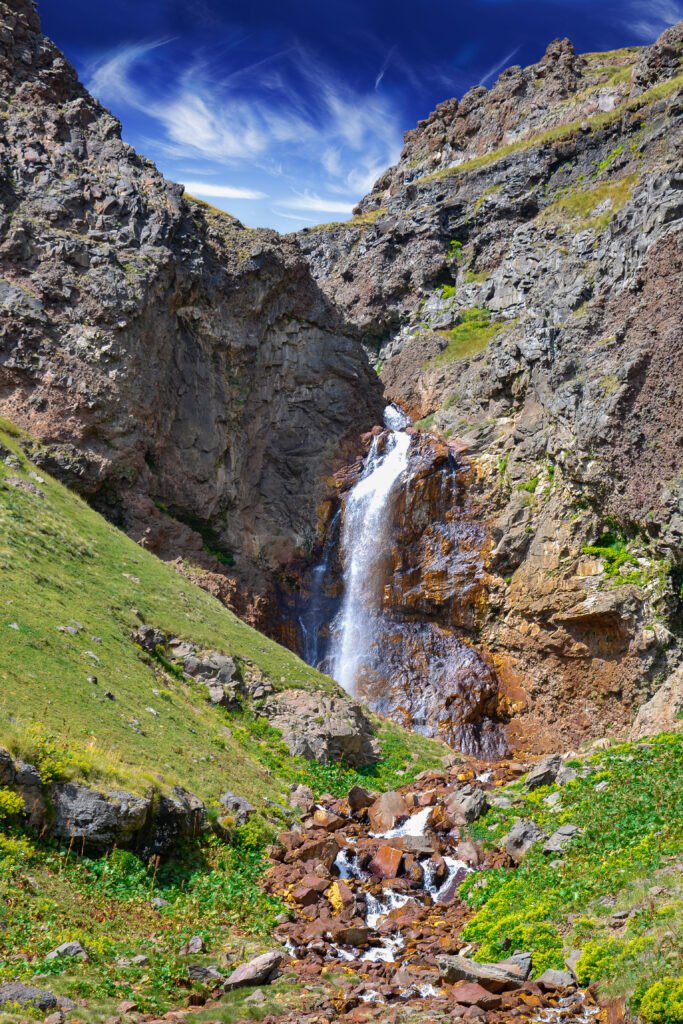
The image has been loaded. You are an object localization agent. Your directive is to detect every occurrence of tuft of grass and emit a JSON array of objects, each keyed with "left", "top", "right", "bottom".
[
  {"left": 425, "top": 308, "right": 512, "bottom": 368},
  {"left": 414, "top": 413, "right": 436, "bottom": 431},
  {"left": 541, "top": 173, "right": 640, "bottom": 233}
]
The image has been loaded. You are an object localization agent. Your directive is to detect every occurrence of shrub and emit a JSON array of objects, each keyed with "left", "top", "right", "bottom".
[
  {"left": 638, "top": 977, "right": 683, "bottom": 1024},
  {"left": 0, "top": 789, "right": 24, "bottom": 819}
]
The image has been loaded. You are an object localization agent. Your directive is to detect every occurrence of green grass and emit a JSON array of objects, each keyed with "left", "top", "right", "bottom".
[
  {"left": 459, "top": 734, "right": 683, "bottom": 1015},
  {"left": 414, "top": 413, "right": 436, "bottom": 431},
  {"left": 541, "top": 173, "right": 640, "bottom": 233},
  {"left": 303, "top": 207, "right": 387, "bottom": 233},
  {"left": 425, "top": 308, "right": 512, "bottom": 368},
  {"left": 0, "top": 825, "right": 287, "bottom": 1019},
  {"left": 0, "top": 423, "right": 444, "bottom": 810}
]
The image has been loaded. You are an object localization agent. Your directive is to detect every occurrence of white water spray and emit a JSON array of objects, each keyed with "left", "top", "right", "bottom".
[{"left": 330, "top": 405, "right": 411, "bottom": 695}]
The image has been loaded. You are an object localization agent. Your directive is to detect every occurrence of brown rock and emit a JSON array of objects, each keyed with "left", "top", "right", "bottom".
[
  {"left": 312, "top": 807, "right": 346, "bottom": 831},
  {"left": 368, "top": 791, "right": 410, "bottom": 833},
  {"left": 369, "top": 845, "right": 403, "bottom": 879},
  {"left": 450, "top": 982, "right": 502, "bottom": 1009},
  {"left": 348, "top": 785, "right": 376, "bottom": 811}
]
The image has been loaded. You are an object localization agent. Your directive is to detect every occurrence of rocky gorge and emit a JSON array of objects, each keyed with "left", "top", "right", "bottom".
[{"left": 0, "top": 2, "right": 682, "bottom": 1022}]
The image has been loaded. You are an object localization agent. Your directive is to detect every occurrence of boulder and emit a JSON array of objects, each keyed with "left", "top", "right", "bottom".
[
  {"left": 224, "top": 950, "right": 283, "bottom": 990},
  {"left": 45, "top": 941, "right": 88, "bottom": 962},
  {"left": 444, "top": 787, "right": 489, "bottom": 825},
  {"left": 148, "top": 787, "right": 206, "bottom": 852},
  {"left": 260, "top": 690, "right": 379, "bottom": 767},
  {"left": 348, "top": 785, "right": 376, "bottom": 812},
  {"left": 438, "top": 955, "right": 528, "bottom": 992},
  {"left": 369, "top": 791, "right": 410, "bottom": 833},
  {"left": 449, "top": 982, "right": 502, "bottom": 1010},
  {"left": 291, "top": 875, "right": 331, "bottom": 906},
  {"left": 188, "top": 964, "right": 224, "bottom": 983},
  {"left": 537, "top": 968, "right": 575, "bottom": 990},
  {"left": 219, "top": 792, "right": 256, "bottom": 825},
  {"left": 289, "top": 784, "right": 315, "bottom": 813},
  {"left": 49, "top": 783, "right": 151, "bottom": 848},
  {"left": 369, "top": 845, "right": 403, "bottom": 879},
  {"left": 312, "top": 806, "right": 346, "bottom": 831},
  {"left": 525, "top": 755, "right": 562, "bottom": 790},
  {"left": 290, "top": 835, "right": 341, "bottom": 869},
  {"left": 0, "top": 983, "right": 57, "bottom": 1011},
  {"left": 502, "top": 819, "right": 545, "bottom": 863},
  {"left": 543, "top": 824, "right": 581, "bottom": 855}
]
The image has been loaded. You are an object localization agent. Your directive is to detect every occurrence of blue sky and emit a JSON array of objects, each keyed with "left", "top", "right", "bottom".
[{"left": 39, "top": 0, "right": 683, "bottom": 232}]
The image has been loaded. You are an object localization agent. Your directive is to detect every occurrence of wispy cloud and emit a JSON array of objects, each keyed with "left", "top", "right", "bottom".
[
  {"left": 182, "top": 181, "right": 266, "bottom": 200},
  {"left": 624, "top": 0, "right": 683, "bottom": 39},
  {"left": 85, "top": 38, "right": 403, "bottom": 222},
  {"left": 478, "top": 46, "right": 521, "bottom": 87},
  {"left": 277, "top": 192, "right": 355, "bottom": 214}
]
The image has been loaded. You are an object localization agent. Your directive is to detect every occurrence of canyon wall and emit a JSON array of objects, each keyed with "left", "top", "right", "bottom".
[
  {"left": 0, "top": 0, "right": 383, "bottom": 613},
  {"left": 295, "top": 27, "right": 683, "bottom": 751}
]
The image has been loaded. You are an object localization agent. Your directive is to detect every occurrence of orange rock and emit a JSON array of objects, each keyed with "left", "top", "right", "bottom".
[{"left": 369, "top": 845, "right": 404, "bottom": 878}]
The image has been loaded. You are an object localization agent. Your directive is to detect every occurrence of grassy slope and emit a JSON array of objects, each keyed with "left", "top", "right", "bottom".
[
  {"left": 0, "top": 419, "right": 445, "bottom": 808},
  {"left": 460, "top": 733, "right": 683, "bottom": 1020}
]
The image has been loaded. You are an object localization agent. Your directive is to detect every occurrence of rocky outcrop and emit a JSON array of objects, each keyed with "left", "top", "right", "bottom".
[
  {"left": 295, "top": 23, "right": 683, "bottom": 753},
  {"left": 0, "top": 746, "right": 205, "bottom": 852},
  {"left": 0, "top": 0, "right": 383, "bottom": 625},
  {"left": 260, "top": 689, "right": 380, "bottom": 767}
]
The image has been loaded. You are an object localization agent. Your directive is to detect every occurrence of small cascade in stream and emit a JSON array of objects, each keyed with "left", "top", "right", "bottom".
[{"left": 330, "top": 404, "right": 411, "bottom": 695}]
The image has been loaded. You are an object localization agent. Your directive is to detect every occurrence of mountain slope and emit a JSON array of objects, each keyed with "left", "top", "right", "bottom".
[{"left": 0, "top": 416, "right": 444, "bottom": 808}]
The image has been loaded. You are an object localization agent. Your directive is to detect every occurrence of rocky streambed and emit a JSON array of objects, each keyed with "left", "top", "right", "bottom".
[{"left": 256, "top": 758, "right": 601, "bottom": 1024}]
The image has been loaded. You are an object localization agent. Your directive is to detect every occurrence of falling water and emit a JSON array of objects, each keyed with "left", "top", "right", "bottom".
[
  {"left": 298, "top": 510, "right": 340, "bottom": 667},
  {"left": 330, "top": 406, "right": 411, "bottom": 695}
]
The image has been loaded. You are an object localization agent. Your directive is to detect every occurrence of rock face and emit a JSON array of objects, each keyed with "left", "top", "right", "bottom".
[
  {"left": 0, "top": 0, "right": 383, "bottom": 623},
  {"left": 296, "top": 24, "right": 683, "bottom": 753},
  {"left": 630, "top": 663, "right": 683, "bottom": 739}
]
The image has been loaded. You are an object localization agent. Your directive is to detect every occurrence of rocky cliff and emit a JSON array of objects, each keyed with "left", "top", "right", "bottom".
[
  {"left": 295, "top": 25, "right": 683, "bottom": 752},
  {"left": 2, "top": 0, "right": 682, "bottom": 757},
  {"left": 0, "top": 0, "right": 383, "bottom": 617}
]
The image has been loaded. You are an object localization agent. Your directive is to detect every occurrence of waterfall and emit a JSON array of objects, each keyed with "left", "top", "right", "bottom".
[
  {"left": 329, "top": 405, "right": 411, "bottom": 696},
  {"left": 298, "top": 510, "right": 340, "bottom": 667}
]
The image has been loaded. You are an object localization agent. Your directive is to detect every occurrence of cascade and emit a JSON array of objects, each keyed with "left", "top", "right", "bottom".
[{"left": 329, "top": 405, "right": 411, "bottom": 696}]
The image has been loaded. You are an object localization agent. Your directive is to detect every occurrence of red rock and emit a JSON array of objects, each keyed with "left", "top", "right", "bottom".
[
  {"left": 369, "top": 845, "right": 403, "bottom": 878},
  {"left": 368, "top": 791, "right": 410, "bottom": 833},
  {"left": 450, "top": 983, "right": 502, "bottom": 1010},
  {"left": 291, "top": 874, "right": 331, "bottom": 905}
]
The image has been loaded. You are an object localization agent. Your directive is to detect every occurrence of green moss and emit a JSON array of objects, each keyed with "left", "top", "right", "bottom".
[{"left": 440, "top": 284, "right": 456, "bottom": 300}]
